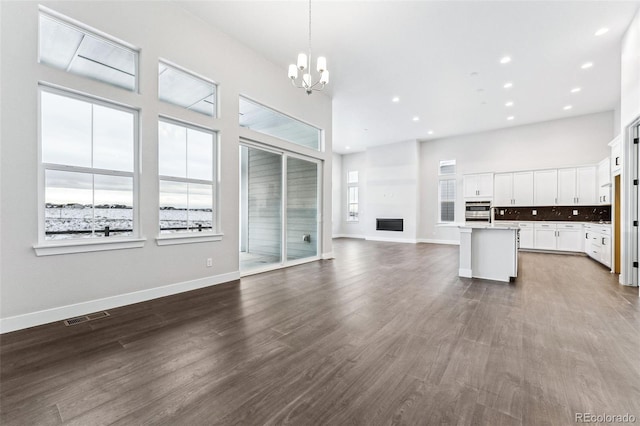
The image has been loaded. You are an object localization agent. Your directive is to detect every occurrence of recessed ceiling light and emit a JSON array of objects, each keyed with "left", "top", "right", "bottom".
[
  {"left": 345, "top": 146, "right": 351, "bottom": 150},
  {"left": 503, "top": 82, "right": 513, "bottom": 89},
  {"left": 563, "top": 105, "right": 573, "bottom": 110},
  {"left": 505, "top": 101, "right": 514, "bottom": 107},
  {"left": 428, "top": 130, "right": 434, "bottom": 135},
  {"left": 500, "top": 56, "right": 511, "bottom": 64},
  {"left": 581, "top": 62, "right": 593, "bottom": 69},
  {"left": 412, "top": 116, "right": 420, "bottom": 122},
  {"left": 595, "top": 27, "right": 609, "bottom": 36},
  {"left": 571, "top": 87, "right": 582, "bottom": 93},
  {"left": 392, "top": 97, "right": 399, "bottom": 103},
  {"left": 507, "top": 116, "right": 515, "bottom": 121}
]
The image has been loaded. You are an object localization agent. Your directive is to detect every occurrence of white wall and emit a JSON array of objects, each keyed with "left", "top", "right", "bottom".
[
  {"left": 419, "top": 112, "right": 613, "bottom": 243},
  {"left": 0, "top": 1, "right": 332, "bottom": 331},
  {"left": 339, "top": 152, "right": 367, "bottom": 238},
  {"left": 621, "top": 8, "right": 640, "bottom": 127}
]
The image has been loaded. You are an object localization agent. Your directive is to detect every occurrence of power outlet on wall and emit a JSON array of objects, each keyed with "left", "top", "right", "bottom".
[
  {"left": 206, "top": 258, "right": 213, "bottom": 267},
  {"left": 573, "top": 210, "right": 579, "bottom": 215},
  {"left": 532, "top": 210, "right": 537, "bottom": 216}
]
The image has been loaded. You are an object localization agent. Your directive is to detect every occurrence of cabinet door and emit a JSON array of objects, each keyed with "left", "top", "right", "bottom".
[
  {"left": 476, "top": 173, "right": 494, "bottom": 198},
  {"left": 598, "top": 158, "right": 610, "bottom": 187},
  {"left": 463, "top": 175, "right": 479, "bottom": 198},
  {"left": 534, "top": 169, "right": 558, "bottom": 206},
  {"left": 599, "top": 185, "right": 611, "bottom": 204},
  {"left": 576, "top": 166, "right": 597, "bottom": 205},
  {"left": 601, "top": 235, "right": 612, "bottom": 268},
  {"left": 512, "top": 172, "right": 534, "bottom": 206},
  {"left": 557, "top": 168, "right": 576, "bottom": 205},
  {"left": 519, "top": 228, "right": 534, "bottom": 249},
  {"left": 494, "top": 173, "right": 513, "bottom": 206},
  {"left": 584, "top": 228, "right": 593, "bottom": 254},
  {"left": 534, "top": 227, "right": 557, "bottom": 250},
  {"left": 557, "top": 229, "right": 582, "bottom": 252},
  {"left": 611, "top": 139, "right": 622, "bottom": 174}
]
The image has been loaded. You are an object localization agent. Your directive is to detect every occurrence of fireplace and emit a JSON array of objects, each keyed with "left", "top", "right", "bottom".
[{"left": 376, "top": 218, "right": 403, "bottom": 232}]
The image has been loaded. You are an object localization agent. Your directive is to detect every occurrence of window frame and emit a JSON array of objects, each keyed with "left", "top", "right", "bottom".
[
  {"left": 38, "top": 8, "right": 140, "bottom": 93},
  {"left": 438, "top": 178, "right": 456, "bottom": 224},
  {"left": 156, "top": 116, "right": 222, "bottom": 246},
  {"left": 35, "top": 84, "right": 144, "bottom": 255},
  {"left": 158, "top": 59, "right": 218, "bottom": 118},
  {"left": 346, "top": 170, "right": 359, "bottom": 223}
]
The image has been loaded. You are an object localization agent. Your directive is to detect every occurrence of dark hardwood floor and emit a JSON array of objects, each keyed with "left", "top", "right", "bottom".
[{"left": 1, "top": 238, "right": 639, "bottom": 425}]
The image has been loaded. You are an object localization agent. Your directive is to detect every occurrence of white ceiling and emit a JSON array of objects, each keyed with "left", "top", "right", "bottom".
[{"left": 177, "top": 1, "right": 639, "bottom": 154}]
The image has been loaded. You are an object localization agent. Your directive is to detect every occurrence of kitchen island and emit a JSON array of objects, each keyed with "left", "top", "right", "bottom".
[{"left": 458, "top": 224, "right": 519, "bottom": 282}]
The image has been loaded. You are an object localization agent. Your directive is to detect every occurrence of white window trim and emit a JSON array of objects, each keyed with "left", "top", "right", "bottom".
[
  {"left": 36, "top": 85, "right": 143, "bottom": 256},
  {"left": 157, "top": 116, "right": 220, "bottom": 244}
]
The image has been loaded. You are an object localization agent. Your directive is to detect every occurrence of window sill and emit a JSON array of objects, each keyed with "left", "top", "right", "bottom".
[
  {"left": 156, "top": 232, "right": 223, "bottom": 246},
  {"left": 346, "top": 220, "right": 360, "bottom": 224},
  {"left": 436, "top": 222, "right": 462, "bottom": 227},
  {"left": 34, "top": 237, "right": 146, "bottom": 256}
]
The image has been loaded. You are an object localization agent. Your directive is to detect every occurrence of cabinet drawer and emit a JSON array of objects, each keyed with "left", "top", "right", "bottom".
[
  {"left": 534, "top": 223, "right": 557, "bottom": 229},
  {"left": 518, "top": 222, "right": 533, "bottom": 228}
]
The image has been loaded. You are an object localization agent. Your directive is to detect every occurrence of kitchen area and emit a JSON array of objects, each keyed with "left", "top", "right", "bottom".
[{"left": 458, "top": 136, "right": 621, "bottom": 282}]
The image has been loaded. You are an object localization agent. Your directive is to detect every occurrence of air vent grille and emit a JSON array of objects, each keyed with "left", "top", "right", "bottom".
[{"left": 63, "top": 311, "right": 110, "bottom": 326}]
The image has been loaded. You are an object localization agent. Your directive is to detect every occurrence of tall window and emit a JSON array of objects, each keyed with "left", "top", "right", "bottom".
[
  {"left": 347, "top": 171, "right": 359, "bottom": 222},
  {"left": 159, "top": 120, "right": 216, "bottom": 234},
  {"left": 40, "top": 87, "right": 137, "bottom": 240},
  {"left": 438, "top": 160, "right": 456, "bottom": 223}
]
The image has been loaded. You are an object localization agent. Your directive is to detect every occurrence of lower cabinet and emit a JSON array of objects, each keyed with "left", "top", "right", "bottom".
[
  {"left": 532, "top": 223, "right": 583, "bottom": 252},
  {"left": 518, "top": 223, "right": 534, "bottom": 249},
  {"left": 585, "top": 224, "right": 612, "bottom": 268}
]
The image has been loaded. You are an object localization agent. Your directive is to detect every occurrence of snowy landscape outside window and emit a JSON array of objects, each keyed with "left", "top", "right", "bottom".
[
  {"left": 41, "top": 87, "right": 137, "bottom": 240},
  {"left": 159, "top": 120, "right": 216, "bottom": 234}
]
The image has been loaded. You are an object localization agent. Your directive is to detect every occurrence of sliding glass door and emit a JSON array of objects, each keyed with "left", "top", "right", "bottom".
[{"left": 240, "top": 144, "right": 320, "bottom": 273}]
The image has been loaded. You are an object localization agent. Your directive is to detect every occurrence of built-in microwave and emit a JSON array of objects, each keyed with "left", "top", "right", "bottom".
[{"left": 465, "top": 201, "right": 491, "bottom": 222}]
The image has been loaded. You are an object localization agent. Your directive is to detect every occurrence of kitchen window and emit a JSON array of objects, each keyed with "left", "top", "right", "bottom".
[
  {"left": 347, "top": 171, "right": 359, "bottom": 222},
  {"left": 438, "top": 160, "right": 456, "bottom": 223}
]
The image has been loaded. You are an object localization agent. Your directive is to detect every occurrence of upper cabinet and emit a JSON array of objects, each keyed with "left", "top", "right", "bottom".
[
  {"left": 463, "top": 173, "right": 493, "bottom": 199},
  {"left": 534, "top": 169, "right": 558, "bottom": 206},
  {"left": 557, "top": 166, "right": 597, "bottom": 205},
  {"left": 494, "top": 172, "right": 533, "bottom": 206},
  {"left": 598, "top": 157, "right": 611, "bottom": 204},
  {"left": 609, "top": 135, "right": 622, "bottom": 175}
]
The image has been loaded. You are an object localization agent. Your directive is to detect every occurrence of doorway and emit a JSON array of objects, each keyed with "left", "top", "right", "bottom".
[{"left": 239, "top": 143, "right": 320, "bottom": 273}]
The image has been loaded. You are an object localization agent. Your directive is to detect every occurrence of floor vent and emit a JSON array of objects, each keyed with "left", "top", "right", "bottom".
[{"left": 63, "top": 311, "right": 110, "bottom": 326}]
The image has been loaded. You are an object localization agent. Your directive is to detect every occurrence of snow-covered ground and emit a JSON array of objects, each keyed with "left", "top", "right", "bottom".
[{"left": 45, "top": 207, "right": 212, "bottom": 240}]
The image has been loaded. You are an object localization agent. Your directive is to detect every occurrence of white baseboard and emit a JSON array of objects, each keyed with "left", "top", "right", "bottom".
[
  {"left": 322, "top": 251, "right": 334, "bottom": 260},
  {"left": 365, "top": 236, "right": 418, "bottom": 244},
  {"left": 459, "top": 268, "right": 472, "bottom": 278},
  {"left": 0, "top": 271, "right": 240, "bottom": 334},
  {"left": 417, "top": 238, "right": 460, "bottom": 245},
  {"left": 333, "top": 234, "right": 366, "bottom": 239}
]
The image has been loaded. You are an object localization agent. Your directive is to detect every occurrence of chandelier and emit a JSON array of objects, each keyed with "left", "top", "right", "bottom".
[{"left": 287, "top": 0, "right": 329, "bottom": 95}]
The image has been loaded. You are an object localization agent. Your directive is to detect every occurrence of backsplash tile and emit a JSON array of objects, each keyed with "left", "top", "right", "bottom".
[{"left": 493, "top": 205, "right": 611, "bottom": 223}]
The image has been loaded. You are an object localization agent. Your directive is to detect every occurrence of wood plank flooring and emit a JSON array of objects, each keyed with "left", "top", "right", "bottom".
[{"left": 1, "top": 238, "right": 639, "bottom": 425}]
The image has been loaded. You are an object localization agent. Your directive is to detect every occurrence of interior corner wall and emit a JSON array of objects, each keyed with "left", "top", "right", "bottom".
[
  {"left": 621, "top": 7, "right": 640, "bottom": 127},
  {"left": 331, "top": 153, "right": 343, "bottom": 237},
  {"left": 419, "top": 111, "right": 614, "bottom": 244},
  {"left": 0, "top": 1, "right": 332, "bottom": 331}
]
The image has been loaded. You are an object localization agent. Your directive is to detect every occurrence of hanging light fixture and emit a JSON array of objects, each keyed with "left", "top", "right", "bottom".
[{"left": 288, "top": 0, "right": 329, "bottom": 95}]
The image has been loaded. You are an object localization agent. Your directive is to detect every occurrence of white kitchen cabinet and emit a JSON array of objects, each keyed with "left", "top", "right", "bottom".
[
  {"left": 463, "top": 173, "right": 493, "bottom": 199},
  {"left": 513, "top": 172, "right": 534, "bottom": 206},
  {"left": 556, "top": 167, "right": 597, "bottom": 205},
  {"left": 494, "top": 173, "right": 513, "bottom": 206},
  {"left": 556, "top": 223, "right": 583, "bottom": 252},
  {"left": 609, "top": 135, "right": 622, "bottom": 175},
  {"left": 576, "top": 166, "right": 597, "bottom": 205},
  {"left": 583, "top": 226, "right": 593, "bottom": 255},
  {"left": 584, "top": 224, "right": 612, "bottom": 268},
  {"left": 518, "top": 222, "right": 534, "bottom": 249},
  {"left": 597, "top": 158, "right": 611, "bottom": 204},
  {"left": 534, "top": 169, "right": 558, "bottom": 205},
  {"left": 534, "top": 223, "right": 557, "bottom": 250}
]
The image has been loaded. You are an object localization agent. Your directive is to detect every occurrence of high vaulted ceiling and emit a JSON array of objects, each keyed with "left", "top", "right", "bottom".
[{"left": 177, "top": 1, "right": 639, "bottom": 154}]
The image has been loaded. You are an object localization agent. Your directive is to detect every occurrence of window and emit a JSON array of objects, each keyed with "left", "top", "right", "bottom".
[
  {"left": 159, "top": 120, "right": 216, "bottom": 234},
  {"left": 438, "top": 159, "right": 456, "bottom": 223},
  {"left": 39, "top": 12, "right": 138, "bottom": 91},
  {"left": 40, "top": 87, "right": 137, "bottom": 240},
  {"left": 159, "top": 61, "right": 216, "bottom": 117},
  {"left": 347, "top": 171, "right": 359, "bottom": 222},
  {"left": 239, "top": 96, "right": 321, "bottom": 151}
]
